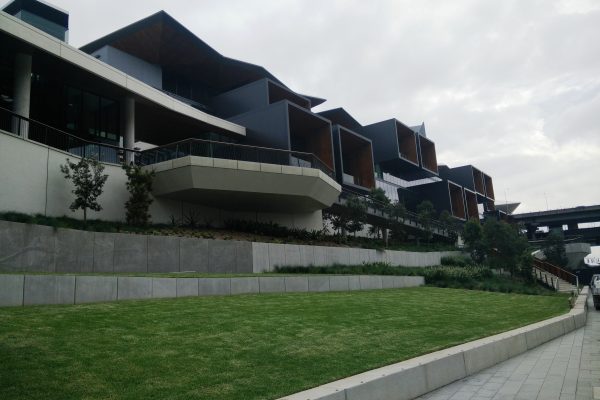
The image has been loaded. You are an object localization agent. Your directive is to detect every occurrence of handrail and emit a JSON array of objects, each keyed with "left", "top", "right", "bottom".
[
  {"left": 0, "top": 107, "right": 334, "bottom": 177},
  {"left": 533, "top": 258, "right": 578, "bottom": 287},
  {"left": 337, "top": 187, "right": 455, "bottom": 237},
  {"left": 138, "top": 138, "right": 335, "bottom": 178},
  {"left": 0, "top": 106, "right": 138, "bottom": 164}
]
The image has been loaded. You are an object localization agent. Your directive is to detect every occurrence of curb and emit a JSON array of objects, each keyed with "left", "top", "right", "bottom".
[{"left": 279, "top": 287, "right": 589, "bottom": 400}]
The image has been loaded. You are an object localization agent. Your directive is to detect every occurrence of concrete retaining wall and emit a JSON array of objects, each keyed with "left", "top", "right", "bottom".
[
  {"left": 0, "top": 274, "right": 424, "bottom": 307},
  {"left": 251, "top": 243, "right": 459, "bottom": 272},
  {"left": 0, "top": 220, "right": 460, "bottom": 274},
  {"left": 279, "top": 287, "right": 590, "bottom": 400}
]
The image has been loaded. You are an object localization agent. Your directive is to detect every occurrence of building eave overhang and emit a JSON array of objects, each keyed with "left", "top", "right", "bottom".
[
  {"left": 79, "top": 10, "right": 322, "bottom": 102},
  {"left": 0, "top": 11, "right": 246, "bottom": 137},
  {"left": 318, "top": 108, "right": 363, "bottom": 131}
]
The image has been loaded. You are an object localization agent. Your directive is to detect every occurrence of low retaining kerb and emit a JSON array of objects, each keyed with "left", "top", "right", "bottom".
[
  {"left": 279, "top": 287, "right": 590, "bottom": 400},
  {"left": 0, "top": 274, "right": 424, "bottom": 307}
]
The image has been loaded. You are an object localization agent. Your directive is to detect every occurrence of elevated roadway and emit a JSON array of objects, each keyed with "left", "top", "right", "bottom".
[{"left": 512, "top": 205, "right": 600, "bottom": 244}]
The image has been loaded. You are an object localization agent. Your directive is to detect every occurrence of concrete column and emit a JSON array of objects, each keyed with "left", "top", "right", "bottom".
[
  {"left": 122, "top": 96, "right": 135, "bottom": 164},
  {"left": 526, "top": 224, "right": 537, "bottom": 240},
  {"left": 12, "top": 53, "right": 32, "bottom": 138}
]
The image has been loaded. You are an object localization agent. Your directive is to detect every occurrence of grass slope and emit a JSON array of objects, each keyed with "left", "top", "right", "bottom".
[{"left": 0, "top": 288, "right": 568, "bottom": 400}]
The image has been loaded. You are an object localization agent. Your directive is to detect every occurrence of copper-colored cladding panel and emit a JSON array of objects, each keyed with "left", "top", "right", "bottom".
[
  {"left": 449, "top": 182, "right": 466, "bottom": 220},
  {"left": 312, "top": 125, "right": 335, "bottom": 171},
  {"left": 288, "top": 105, "right": 334, "bottom": 171},
  {"left": 472, "top": 168, "right": 485, "bottom": 194},
  {"left": 268, "top": 82, "right": 310, "bottom": 109},
  {"left": 395, "top": 122, "right": 419, "bottom": 164},
  {"left": 419, "top": 136, "right": 438, "bottom": 173},
  {"left": 483, "top": 174, "right": 495, "bottom": 200},
  {"left": 340, "top": 129, "right": 375, "bottom": 189},
  {"left": 464, "top": 189, "right": 479, "bottom": 221}
]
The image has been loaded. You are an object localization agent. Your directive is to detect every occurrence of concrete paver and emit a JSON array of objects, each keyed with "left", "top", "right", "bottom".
[{"left": 417, "top": 296, "right": 600, "bottom": 400}]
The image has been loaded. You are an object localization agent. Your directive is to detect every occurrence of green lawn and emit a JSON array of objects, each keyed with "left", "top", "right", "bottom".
[{"left": 0, "top": 288, "right": 568, "bottom": 400}]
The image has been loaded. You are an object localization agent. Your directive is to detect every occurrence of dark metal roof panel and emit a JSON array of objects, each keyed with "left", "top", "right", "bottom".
[{"left": 79, "top": 11, "right": 322, "bottom": 100}]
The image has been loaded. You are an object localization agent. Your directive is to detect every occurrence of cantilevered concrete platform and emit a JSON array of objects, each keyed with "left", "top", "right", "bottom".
[{"left": 146, "top": 155, "right": 341, "bottom": 213}]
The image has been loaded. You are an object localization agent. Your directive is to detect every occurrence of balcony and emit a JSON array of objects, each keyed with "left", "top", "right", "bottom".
[
  {"left": 448, "top": 181, "right": 466, "bottom": 220},
  {"left": 333, "top": 125, "right": 375, "bottom": 192},
  {"left": 396, "top": 122, "right": 419, "bottom": 166},
  {"left": 0, "top": 107, "right": 340, "bottom": 213},
  {"left": 418, "top": 135, "right": 438, "bottom": 174},
  {"left": 483, "top": 173, "right": 495, "bottom": 200},
  {"left": 472, "top": 167, "right": 485, "bottom": 195},
  {"left": 362, "top": 119, "right": 429, "bottom": 180},
  {"left": 139, "top": 139, "right": 341, "bottom": 213},
  {"left": 0, "top": 106, "right": 137, "bottom": 164},
  {"left": 464, "top": 188, "right": 480, "bottom": 221}
]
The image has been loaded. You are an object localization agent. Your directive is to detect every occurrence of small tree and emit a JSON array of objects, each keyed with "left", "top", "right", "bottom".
[
  {"left": 330, "top": 195, "right": 367, "bottom": 239},
  {"left": 60, "top": 157, "right": 108, "bottom": 224},
  {"left": 517, "top": 251, "right": 535, "bottom": 282},
  {"left": 417, "top": 200, "right": 435, "bottom": 243},
  {"left": 122, "top": 164, "right": 155, "bottom": 226},
  {"left": 345, "top": 195, "right": 368, "bottom": 237},
  {"left": 463, "top": 218, "right": 485, "bottom": 263},
  {"left": 541, "top": 231, "right": 568, "bottom": 267},
  {"left": 439, "top": 210, "right": 460, "bottom": 244},
  {"left": 482, "top": 219, "right": 528, "bottom": 276},
  {"left": 389, "top": 201, "right": 407, "bottom": 243},
  {"left": 368, "top": 188, "right": 392, "bottom": 246}
]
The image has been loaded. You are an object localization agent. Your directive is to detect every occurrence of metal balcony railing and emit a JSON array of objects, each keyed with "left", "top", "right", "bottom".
[
  {"left": 138, "top": 138, "right": 334, "bottom": 178},
  {"left": 0, "top": 107, "right": 333, "bottom": 178},
  {"left": 337, "top": 187, "right": 455, "bottom": 237},
  {"left": 0, "top": 106, "right": 137, "bottom": 164}
]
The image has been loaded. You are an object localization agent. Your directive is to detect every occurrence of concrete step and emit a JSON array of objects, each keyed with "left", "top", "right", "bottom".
[{"left": 532, "top": 267, "right": 577, "bottom": 292}]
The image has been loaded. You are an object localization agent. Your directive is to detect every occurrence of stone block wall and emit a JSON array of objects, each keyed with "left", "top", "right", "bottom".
[
  {"left": 0, "top": 220, "right": 460, "bottom": 274},
  {"left": 0, "top": 274, "right": 425, "bottom": 307}
]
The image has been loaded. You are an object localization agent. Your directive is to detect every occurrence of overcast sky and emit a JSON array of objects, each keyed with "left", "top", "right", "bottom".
[{"left": 50, "top": 0, "right": 600, "bottom": 213}]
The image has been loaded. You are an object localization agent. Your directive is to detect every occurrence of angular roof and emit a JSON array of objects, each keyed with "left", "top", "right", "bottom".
[
  {"left": 318, "top": 107, "right": 363, "bottom": 131},
  {"left": 80, "top": 11, "right": 324, "bottom": 106},
  {"left": 495, "top": 202, "right": 521, "bottom": 215},
  {"left": 410, "top": 122, "right": 427, "bottom": 137}
]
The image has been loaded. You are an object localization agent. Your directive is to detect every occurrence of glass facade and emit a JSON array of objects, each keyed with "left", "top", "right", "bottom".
[
  {"left": 65, "top": 86, "right": 119, "bottom": 144},
  {"left": 162, "top": 69, "right": 216, "bottom": 107}
]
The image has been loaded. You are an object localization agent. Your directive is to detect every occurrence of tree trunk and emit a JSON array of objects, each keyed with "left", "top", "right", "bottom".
[{"left": 383, "top": 229, "right": 389, "bottom": 247}]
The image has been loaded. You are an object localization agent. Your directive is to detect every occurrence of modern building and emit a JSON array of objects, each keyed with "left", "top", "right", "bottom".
[{"left": 0, "top": 0, "right": 497, "bottom": 231}]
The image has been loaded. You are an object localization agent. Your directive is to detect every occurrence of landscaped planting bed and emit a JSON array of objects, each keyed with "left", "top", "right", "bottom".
[{"left": 0, "top": 287, "right": 568, "bottom": 400}]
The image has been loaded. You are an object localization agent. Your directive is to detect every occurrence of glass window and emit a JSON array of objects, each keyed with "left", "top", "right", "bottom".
[
  {"left": 82, "top": 91, "right": 100, "bottom": 137},
  {"left": 65, "top": 87, "right": 81, "bottom": 132},
  {"left": 64, "top": 86, "right": 119, "bottom": 144},
  {"left": 100, "top": 98, "right": 118, "bottom": 142}
]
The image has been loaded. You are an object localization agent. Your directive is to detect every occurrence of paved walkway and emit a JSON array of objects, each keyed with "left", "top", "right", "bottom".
[{"left": 417, "top": 296, "right": 600, "bottom": 400}]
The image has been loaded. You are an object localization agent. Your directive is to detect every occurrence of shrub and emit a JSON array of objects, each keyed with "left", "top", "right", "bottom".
[
  {"left": 223, "top": 219, "right": 325, "bottom": 241},
  {"left": 273, "top": 262, "right": 561, "bottom": 296},
  {"left": 440, "top": 255, "right": 475, "bottom": 267},
  {"left": 123, "top": 164, "right": 155, "bottom": 226}
]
